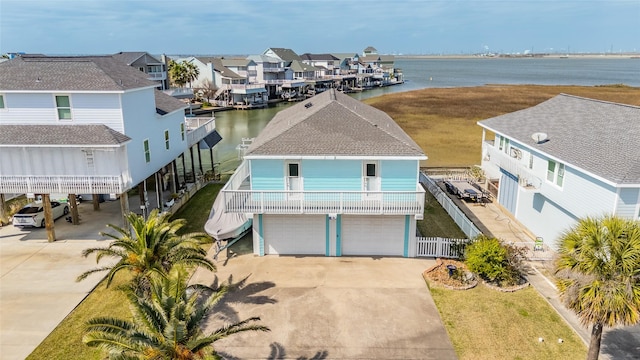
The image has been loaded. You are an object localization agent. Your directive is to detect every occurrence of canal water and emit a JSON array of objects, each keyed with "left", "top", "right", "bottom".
[{"left": 192, "top": 57, "right": 640, "bottom": 176}]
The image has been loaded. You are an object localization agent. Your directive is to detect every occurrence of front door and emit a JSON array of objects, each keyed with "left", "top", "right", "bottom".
[
  {"left": 364, "top": 162, "right": 381, "bottom": 200},
  {"left": 286, "top": 162, "right": 302, "bottom": 200}
]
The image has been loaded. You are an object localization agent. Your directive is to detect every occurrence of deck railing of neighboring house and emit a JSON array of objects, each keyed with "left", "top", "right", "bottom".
[
  {"left": 263, "top": 67, "right": 285, "bottom": 72},
  {"left": 483, "top": 142, "right": 543, "bottom": 190},
  {"left": 0, "top": 175, "right": 124, "bottom": 194},
  {"left": 146, "top": 71, "right": 167, "bottom": 79},
  {"left": 221, "top": 161, "right": 424, "bottom": 215},
  {"left": 185, "top": 117, "right": 215, "bottom": 148},
  {"left": 163, "top": 88, "right": 194, "bottom": 97}
]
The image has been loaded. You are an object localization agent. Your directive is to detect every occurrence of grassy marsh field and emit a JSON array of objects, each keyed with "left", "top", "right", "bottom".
[{"left": 365, "top": 85, "right": 640, "bottom": 167}]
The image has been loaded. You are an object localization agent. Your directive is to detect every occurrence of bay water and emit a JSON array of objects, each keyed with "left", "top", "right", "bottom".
[{"left": 205, "top": 57, "right": 640, "bottom": 175}]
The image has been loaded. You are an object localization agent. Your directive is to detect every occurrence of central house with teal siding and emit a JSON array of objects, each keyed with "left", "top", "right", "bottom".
[{"left": 221, "top": 89, "right": 427, "bottom": 257}]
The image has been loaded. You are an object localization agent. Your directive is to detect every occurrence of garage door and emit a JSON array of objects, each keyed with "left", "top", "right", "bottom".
[
  {"left": 263, "top": 215, "right": 326, "bottom": 255},
  {"left": 342, "top": 215, "right": 405, "bottom": 256}
]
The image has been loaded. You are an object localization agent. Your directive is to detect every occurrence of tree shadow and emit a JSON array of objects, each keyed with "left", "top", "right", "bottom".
[
  {"left": 216, "top": 342, "right": 329, "bottom": 360},
  {"left": 601, "top": 326, "right": 640, "bottom": 359},
  {"left": 208, "top": 273, "right": 277, "bottom": 324}
]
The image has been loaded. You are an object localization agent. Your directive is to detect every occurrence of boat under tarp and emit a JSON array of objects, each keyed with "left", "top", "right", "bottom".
[{"left": 204, "top": 194, "right": 252, "bottom": 241}]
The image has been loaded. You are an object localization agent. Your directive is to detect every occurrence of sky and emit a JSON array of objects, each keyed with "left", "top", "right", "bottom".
[{"left": 1, "top": 0, "right": 639, "bottom": 56}]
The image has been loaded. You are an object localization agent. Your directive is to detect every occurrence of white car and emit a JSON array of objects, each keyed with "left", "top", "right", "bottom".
[{"left": 12, "top": 201, "right": 70, "bottom": 228}]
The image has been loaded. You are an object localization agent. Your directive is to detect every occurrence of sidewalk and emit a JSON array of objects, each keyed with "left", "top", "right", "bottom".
[{"left": 457, "top": 199, "right": 640, "bottom": 360}]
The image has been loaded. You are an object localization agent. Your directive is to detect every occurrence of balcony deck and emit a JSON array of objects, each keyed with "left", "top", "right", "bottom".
[
  {"left": 185, "top": 116, "right": 215, "bottom": 147},
  {"left": 0, "top": 175, "right": 124, "bottom": 194},
  {"left": 220, "top": 162, "right": 425, "bottom": 216}
]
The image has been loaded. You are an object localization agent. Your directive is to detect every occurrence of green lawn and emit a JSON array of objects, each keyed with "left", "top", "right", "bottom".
[
  {"left": 428, "top": 283, "right": 586, "bottom": 360},
  {"left": 26, "top": 184, "right": 222, "bottom": 360},
  {"left": 417, "top": 191, "right": 466, "bottom": 238}
]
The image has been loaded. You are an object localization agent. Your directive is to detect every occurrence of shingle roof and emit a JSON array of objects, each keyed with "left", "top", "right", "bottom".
[
  {"left": 246, "top": 89, "right": 425, "bottom": 157},
  {"left": 478, "top": 94, "right": 640, "bottom": 185},
  {"left": 154, "top": 90, "right": 187, "bottom": 115},
  {"left": 0, "top": 55, "right": 158, "bottom": 91},
  {"left": 221, "top": 58, "right": 253, "bottom": 67},
  {"left": 289, "top": 60, "right": 320, "bottom": 72},
  {"left": 300, "top": 53, "right": 340, "bottom": 61},
  {"left": 0, "top": 125, "right": 131, "bottom": 146},
  {"left": 210, "top": 58, "right": 244, "bottom": 79},
  {"left": 265, "top": 48, "right": 302, "bottom": 62},
  {"left": 246, "top": 54, "right": 281, "bottom": 64},
  {"left": 112, "top": 51, "right": 163, "bottom": 66}
]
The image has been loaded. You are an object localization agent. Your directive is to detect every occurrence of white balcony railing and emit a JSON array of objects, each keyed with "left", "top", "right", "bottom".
[
  {"left": 163, "top": 88, "right": 194, "bottom": 97},
  {"left": 147, "top": 71, "right": 167, "bottom": 79},
  {"left": 185, "top": 117, "right": 215, "bottom": 147},
  {"left": 484, "top": 143, "right": 543, "bottom": 190},
  {"left": 0, "top": 175, "right": 124, "bottom": 194},
  {"left": 222, "top": 189, "right": 425, "bottom": 215},
  {"left": 220, "top": 161, "right": 425, "bottom": 215},
  {"left": 263, "top": 67, "right": 285, "bottom": 72}
]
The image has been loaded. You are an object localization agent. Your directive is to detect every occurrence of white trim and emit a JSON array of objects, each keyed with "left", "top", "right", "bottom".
[
  {"left": 2, "top": 85, "right": 159, "bottom": 94},
  {"left": 0, "top": 143, "right": 127, "bottom": 148}
]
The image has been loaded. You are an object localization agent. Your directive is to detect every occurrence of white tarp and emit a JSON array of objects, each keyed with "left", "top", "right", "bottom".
[{"left": 204, "top": 194, "right": 251, "bottom": 241}]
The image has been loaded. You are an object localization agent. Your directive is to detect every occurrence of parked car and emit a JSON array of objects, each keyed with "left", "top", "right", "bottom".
[{"left": 12, "top": 201, "right": 70, "bottom": 228}]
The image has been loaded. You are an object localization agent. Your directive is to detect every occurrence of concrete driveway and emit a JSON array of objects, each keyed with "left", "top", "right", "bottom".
[
  {"left": 0, "top": 200, "right": 121, "bottom": 360},
  {"left": 190, "top": 254, "right": 456, "bottom": 360}
]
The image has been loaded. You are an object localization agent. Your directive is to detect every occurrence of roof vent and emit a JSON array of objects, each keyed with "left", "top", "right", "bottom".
[
  {"left": 531, "top": 132, "right": 549, "bottom": 144},
  {"left": 305, "top": 102, "right": 313, "bottom": 109}
]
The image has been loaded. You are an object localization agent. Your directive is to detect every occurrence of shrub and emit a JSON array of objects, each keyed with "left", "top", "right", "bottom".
[{"left": 465, "top": 236, "right": 525, "bottom": 286}]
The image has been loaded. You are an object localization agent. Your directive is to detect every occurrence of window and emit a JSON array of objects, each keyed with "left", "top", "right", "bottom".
[
  {"left": 528, "top": 153, "right": 534, "bottom": 169},
  {"left": 143, "top": 139, "right": 150, "bottom": 163},
  {"left": 55, "top": 95, "right": 72, "bottom": 120},
  {"left": 547, "top": 160, "right": 565, "bottom": 187},
  {"left": 0, "top": 94, "right": 5, "bottom": 109},
  {"left": 503, "top": 138, "right": 510, "bottom": 154},
  {"left": 288, "top": 163, "right": 299, "bottom": 177},
  {"left": 366, "top": 163, "right": 376, "bottom": 177},
  {"left": 164, "top": 130, "right": 170, "bottom": 150},
  {"left": 180, "top": 123, "right": 185, "bottom": 141}
]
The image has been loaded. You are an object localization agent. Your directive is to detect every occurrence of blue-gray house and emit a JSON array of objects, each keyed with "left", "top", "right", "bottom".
[
  {"left": 220, "top": 89, "right": 427, "bottom": 256},
  {"left": 478, "top": 94, "right": 640, "bottom": 247}
]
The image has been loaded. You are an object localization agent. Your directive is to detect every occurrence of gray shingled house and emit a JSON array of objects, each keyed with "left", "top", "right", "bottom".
[
  {"left": 217, "top": 89, "right": 427, "bottom": 257},
  {"left": 478, "top": 94, "right": 640, "bottom": 247}
]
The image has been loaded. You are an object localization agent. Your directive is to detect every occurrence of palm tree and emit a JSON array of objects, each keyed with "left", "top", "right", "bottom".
[
  {"left": 83, "top": 268, "right": 269, "bottom": 359},
  {"left": 77, "top": 209, "right": 215, "bottom": 294},
  {"left": 168, "top": 60, "right": 187, "bottom": 88},
  {"left": 183, "top": 61, "right": 200, "bottom": 89},
  {"left": 555, "top": 215, "right": 640, "bottom": 360}
]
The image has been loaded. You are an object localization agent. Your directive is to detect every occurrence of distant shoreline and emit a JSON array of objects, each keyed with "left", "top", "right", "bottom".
[{"left": 397, "top": 54, "right": 640, "bottom": 60}]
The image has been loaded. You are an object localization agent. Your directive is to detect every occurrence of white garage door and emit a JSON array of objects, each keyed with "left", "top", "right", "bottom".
[
  {"left": 342, "top": 215, "right": 405, "bottom": 256},
  {"left": 263, "top": 215, "right": 326, "bottom": 255}
]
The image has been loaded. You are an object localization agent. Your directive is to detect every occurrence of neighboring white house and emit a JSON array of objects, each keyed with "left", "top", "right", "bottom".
[
  {"left": 112, "top": 51, "right": 169, "bottom": 90},
  {"left": 219, "top": 89, "right": 427, "bottom": 257},
  {"left": 478, "top": 94, "right": 640, "bottom": 246},
  {"left": 0, "top": 55, "right": 218, "bottom": 233}
]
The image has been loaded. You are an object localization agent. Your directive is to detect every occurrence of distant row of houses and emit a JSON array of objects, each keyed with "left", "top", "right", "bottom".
[{"left": 107, "top": 46, "right": 403, "bottom": 109}]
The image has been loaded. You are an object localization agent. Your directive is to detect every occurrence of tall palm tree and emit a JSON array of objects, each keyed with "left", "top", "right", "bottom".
[
  {"left": 555, "top": 215, "right": 640, "bottom": 360},
  {"left": 168, "top": 60, "right": 187, "bottom": 88},
  {"left": 83, "top": 268, "right": 269, "bottom": 359},
  {"left": 183, "top": 61, "right": 200, "bottom": 89},
  {"left": 77, "top": 209, "right": 215, "bottom": 294}
]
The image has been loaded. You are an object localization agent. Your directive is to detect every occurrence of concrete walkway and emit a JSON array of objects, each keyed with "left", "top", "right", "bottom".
[
  {"left": 456, "top": 198, "right": 640, "bottom": 360},
  {"left": 0, "top": 200, "right": 121, "bottom": 360}
]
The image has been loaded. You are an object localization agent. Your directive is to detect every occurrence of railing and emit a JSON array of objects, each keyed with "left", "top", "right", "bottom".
[
  {"left": 163, "top": 88, "right": 193, "bottom": 97},
  {"left": 229, "top": 84, "right": 267, "bottom": 92},
  {"left": 263, "top": 67, "right": 285, "bottom": 72},
  {"left": 146, "top": 72, "right": 167, "bottom": 79},
  {"left": 484, "top": 143, "right": 542, "bottom": 189},
  {"left": 420, "top": 173, "right": 483, "bottom": 239},
  {"left": 0, "top": 175, "right": 124, "bottom": 194},
  {"left": 416, "top": 237, "right": 468, "bottom": 258},
  {"left": 185, "top": 117, "right": 215, "bottom": 147},
  {"left": 221, "top": 189, "right": 425, "bottom": 215}
]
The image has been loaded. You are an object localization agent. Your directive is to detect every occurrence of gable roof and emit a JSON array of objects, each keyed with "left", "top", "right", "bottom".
[
  {"left": 289, "top": 60, "right": 320, "bottom": 73},
  {"left": 478, "top": 94, "right": 640, "bottom": 185},
  {"left": 0, "top": 55, "right": 158, "bottom": 91},
  {"left": 265, "top": 48, "right": 302, "bottom": 62},
  {"left": 221, "top": 58, "right": 254, "bottom": 67},
  {"left": 0, "top": 125, "right": 131, "bottom": 147},
  {"left": 209, "top": 58, "right": 244, "bottom": 79},
  {"left": 112, "top": 51, "right": 162, "bottom": 66},
  {"left": 246, "top": 54, "right": 282, "bottom": 64},
  {"left": 246, "top": 89, "right": 425, "bottom": 158}
]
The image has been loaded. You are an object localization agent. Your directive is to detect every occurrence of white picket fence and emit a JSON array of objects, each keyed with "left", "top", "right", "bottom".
[{"left": 416, "top": 237, "right": 468, "bottom": 258}]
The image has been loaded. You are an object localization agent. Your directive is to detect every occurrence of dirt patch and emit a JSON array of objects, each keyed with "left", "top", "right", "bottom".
[{"left": 423, "top": 258, "right": 477, "bottom": 290}]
